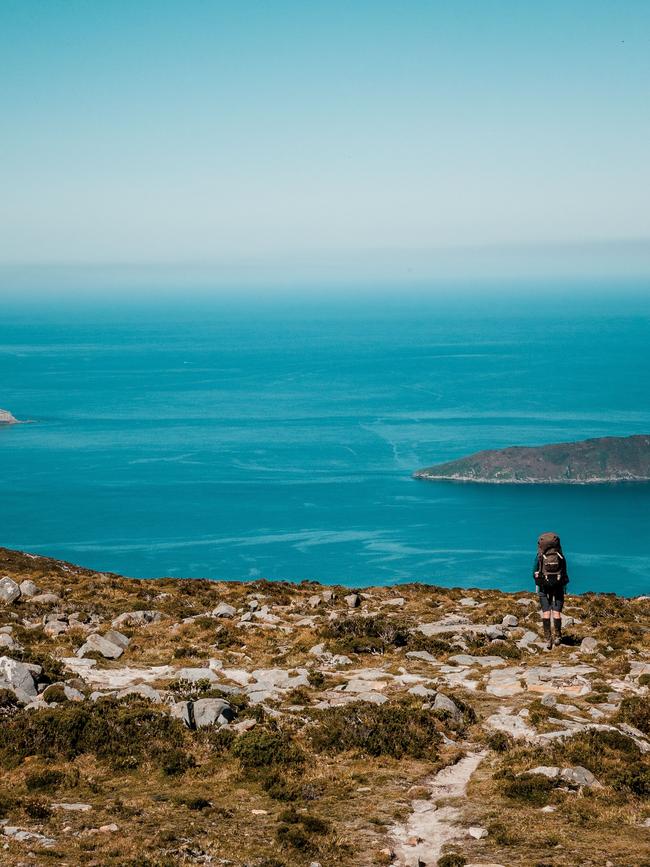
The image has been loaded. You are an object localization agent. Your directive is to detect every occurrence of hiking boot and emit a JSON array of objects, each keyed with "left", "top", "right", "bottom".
[
  {"left": 543, "top": 619, "right": 552, "bottom": 650},
  {"left": 553, "top": 619, "right": 562, "bottom": 646}
]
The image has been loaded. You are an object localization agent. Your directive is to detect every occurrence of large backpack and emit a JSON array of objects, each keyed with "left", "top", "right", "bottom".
[{"left": 537, "top": 532, "right": 564, "bottom": 589}]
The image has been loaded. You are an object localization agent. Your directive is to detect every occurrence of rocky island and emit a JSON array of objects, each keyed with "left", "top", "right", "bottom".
[
  {"left": 0, "top": 546, "right": 648, "bottom": 866},
  {"left": 0, "top": 408, "right": 18, "bottom": 425},
  {"left": 414, "top": 434, "right": 650, "bottom": 484}
]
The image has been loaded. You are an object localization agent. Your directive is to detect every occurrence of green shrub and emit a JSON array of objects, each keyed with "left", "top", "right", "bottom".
[
  {"left": 25, "top": 769, "right": 66, "bottom": 792},
  {"left": 485, "top": 731, "right": 513, "bottom": 752},
  {"left": 42, "top": 685, "right": 69, "bottom": 704},
  {"left": 232, "top": 730, "right": 304, "bottom": 770},
  {"left": 0, "top": 698, "right": 187, "bottom": 772},
  {"left": 321, "top": 615, "right": 410, "bottom": 654},
  {"left": 307, "top": 670, "right": 326, "bottom": 688},
  {"left": 311, "top": 701, "right": 441, "bottom": 760},
  {"left": 499, "top": 772, "right": 555, "bottom": 805},
  {"left": 617, "top": 695, "right": 650, "bottom": 735},
  {"left": 161, "top": 747, "right": 195, "bottom": 776},
  {"left": 209, "top": 726, "right": 236, "bottom": 755},
  {"left": 438, "top": 855, "right": 467, "bottom": 867},
  {"left": 638, "top": 673, "right": 650, "bottom": 687},
  {"left": 24, "top": 797, "right": 52, "bottom": 820},
  {"left": 406, "top": 633, "right": 452, "bottom": 656}
]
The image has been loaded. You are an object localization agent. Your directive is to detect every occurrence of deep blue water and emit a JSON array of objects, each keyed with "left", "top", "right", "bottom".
[{"left": 1, "top": 288, "right": 649, "bottom": 595}]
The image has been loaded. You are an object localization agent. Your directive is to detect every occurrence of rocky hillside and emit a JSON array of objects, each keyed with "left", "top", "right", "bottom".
[
  {"left": 0, "top": 546, "right": 648, "bottom": 866},
  {"left": 0, "top": 408, "right": 18, "bottom": 425},
  {"left": 414, "top": 434, "right": 650, "bottom": 483}
]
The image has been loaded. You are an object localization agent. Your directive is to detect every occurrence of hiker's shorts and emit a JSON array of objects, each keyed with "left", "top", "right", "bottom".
[{"left": 538, "top": 588, "right": 564, "bottom": 613}]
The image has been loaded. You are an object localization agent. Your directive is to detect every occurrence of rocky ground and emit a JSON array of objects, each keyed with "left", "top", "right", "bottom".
[{"left": 0, "top": 546, "right": 648, "bottom": 867}]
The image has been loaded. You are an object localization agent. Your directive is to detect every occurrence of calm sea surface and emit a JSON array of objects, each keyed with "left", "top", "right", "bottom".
[{"left": 1, "top": 287, "right": 649, "bottom": 595}]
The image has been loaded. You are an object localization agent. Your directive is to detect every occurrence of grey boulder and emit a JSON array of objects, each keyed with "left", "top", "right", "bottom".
[
  {"left": 193, "top": 698, "right": 235, "bottom": 728},
  {"left": 212, "top": 602, "right": 236, "bottom": 618},
  {"left": 433, "top": 692, "right": 463, "bottom": 721},
  {"left": 19, "top": 580, "right": 38, "bottom": 597},
  {"left": 0, "top": 655, "right": 41, "bottom": 698},
  {"left": 76, "top": 633, "right": 125, "bottom": 659},
  {"left": 0, "top": 577, "right": 21, "bottom": 604}
]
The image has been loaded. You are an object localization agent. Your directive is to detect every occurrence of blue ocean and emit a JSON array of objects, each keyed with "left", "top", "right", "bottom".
[{"left": 1, "top": 286, "right": 649, "bottom": 595}]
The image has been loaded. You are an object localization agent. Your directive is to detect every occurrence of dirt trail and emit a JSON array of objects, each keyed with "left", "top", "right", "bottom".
[{"left": 390, "top": 750, "right": 486, "bottom": 866}]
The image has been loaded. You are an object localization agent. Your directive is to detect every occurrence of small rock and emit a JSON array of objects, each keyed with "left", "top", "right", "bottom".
[
  {"left": 527, "top": 766, "right": 560, "bottom": 779},
  {"left": 99, "top": 823, "right": 119, "bottom": 833},
  {"left": 502, "top": 614, "right": 519, "bottom": 627},
  {"left": 560, "top": 766, "right": 602, "bottom": 788},
  {"left": 344, "top": 593, "right": 361, "bottom": 609},
  {"left": 0, "top": 655, "right": 40, "bottom": 697},
  {"left": 540, "top": 805, "right": 556, "bottom": 813},
  {"left": 468, "top": 826, "right": 488, "bottom": 839},
  {"left": 19, "top": 580, "right": 38, "bottom": 597},
  {"left": 111, "top": 609, "right": 162, "bottom": 629},
  {"left": 193, "top": 697, "right": 235, "bottom": 728},
  {"left": 433, "top": 692, "right": 463, "bottom": 721},
  {"left": 30, "top": 592, "right": 61, "bottom": 605},
  {"left": 0, "top": 577, "right": 21, "bottom": 604},
  {"left": 213, "top": 602, "right": 236, "bottom": 618},
  {"left": 580, "top": 636, "right": 598, "bottom": 653},
  {"left": 103, "top": 629, "right": 130, "bottom": 649},
  {"left": 0, "top": 634, "right": 15, "bottom": 649},
  {"left": 51, "top": 802, "right": 92, "bottom": 812},
  {"left": 76, "top": 633, "right": 124, "bottom": 660},
  {"left": 307, "top": 594, "right": 321, "bottom": 608},
  {"left": 170, "top": 701, "right": 192, "bottom": 727},
  {"left": 43, "top": 620, "right": 68, "bottom": 638},
  {"left": 384, "top": 597, "right": 405, "bottom": 606},
  {"left": 541, "top": 693, "right": 557, "bottom": 708}
]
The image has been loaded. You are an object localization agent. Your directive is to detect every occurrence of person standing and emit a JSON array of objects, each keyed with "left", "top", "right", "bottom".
[{"left": 534, "top": 532, "right": 569, "bottom": 649}]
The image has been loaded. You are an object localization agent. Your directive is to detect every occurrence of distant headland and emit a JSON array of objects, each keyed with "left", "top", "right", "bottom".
[
  {"left": 414, "top": 434, "right": 650, "bottom": 484},
  {"left": 0, "top": 408, "right": 18, "bottom": 425}
]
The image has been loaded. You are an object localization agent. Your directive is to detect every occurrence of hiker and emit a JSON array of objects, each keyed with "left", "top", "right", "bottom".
[{"left": 534, "top": 532, "right": 569, "bottom": 649}]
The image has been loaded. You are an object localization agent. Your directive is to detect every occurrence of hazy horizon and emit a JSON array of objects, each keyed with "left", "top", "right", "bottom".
[{"left": 2, "top": 1, "right": 650, "bottom": 295}]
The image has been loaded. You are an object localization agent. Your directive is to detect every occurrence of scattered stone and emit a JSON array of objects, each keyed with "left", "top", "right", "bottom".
[
  {"left": 0, "top": 655, "right": 40, "bottom": 698},
  {"left": 0, "top": 634, "right": 15, "bottom": 649},
  {"left": 76, "top": 633, "right": 125, "bottom": 660},
  {"left": 193, "top": 698, "right": 235, "bottom": 728},
  {"left": 560, "top": 766, "right": 602, "bottom": 788},
  {"left": 116, "top": 684, "right": 161, "bottom": 702},
  {"left": 344, "top": 593, "right": 361, "bottom": 609},
  {"left": 502, "top": 614, "right": 519, "bottom": 627},
  {"left": 1, "top": 823, "right": 55, "bottom": 846},
  {"left": 485, "top": 666, "right": 525, "bottom": 697},
  {"left": 111, "top": 610, "right": 162, "bottom": 629},
  {"left": 51, "top": 802, "right": 92, "bottom": 812},
  {"left": 19, "top": 579, "right": 38, "bottom": 597},
  {"left": 433, "top": 692, "right": 462, "bottom": 721},
  {"left": 0, "top": 577, "right": 21, "bottom": 604},
  {"left": 30, "top": 592, "right": 61, "bottom": 605},
  {"left": 449, "top": 654, "right": 504, "bottom": 668},
  {"left": 526, "top": 766, "right": 560, "bottom": 778},
  {"left": 468, "top": 826, "right": 488, "bottom": 839},
  {"left": 44, "top": 619, "right": 70, "bottom": 638},
  {"left": 385, "top": 597, "right": 405, "bottom": 606},
  {"left": 99, "top": 823, "right": 119, "bottom": 832},
  {"left": 580, "top": 636, "right": 598, "bottom": 653},
  {"left": 408, "top": 684, "right": 437, "bottom": 699},
  {"left": 307, "top": 594, "right": 321, "bottom": 608},
  {"left": 213, "top": 602, "right": 236, "bottom": 618},
  {"left": 175, "top": 667, "right": 221, "bottom": 684}
]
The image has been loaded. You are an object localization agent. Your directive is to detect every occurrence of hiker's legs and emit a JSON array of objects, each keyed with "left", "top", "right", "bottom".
[
  {"left": 539, "top": 591, "right": 553, "bottom": 648},
  {"left": 551, "top": 591, "right": 564, "bottom": 645}
]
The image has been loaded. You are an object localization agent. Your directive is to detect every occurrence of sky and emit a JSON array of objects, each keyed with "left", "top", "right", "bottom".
[{"left": 1, "top": 1, "right": 650, "bottom": 290}]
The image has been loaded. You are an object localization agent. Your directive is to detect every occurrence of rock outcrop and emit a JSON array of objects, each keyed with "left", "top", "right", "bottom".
[{"left": 0, "top": 408, "right": 18, "bottom": 425}]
